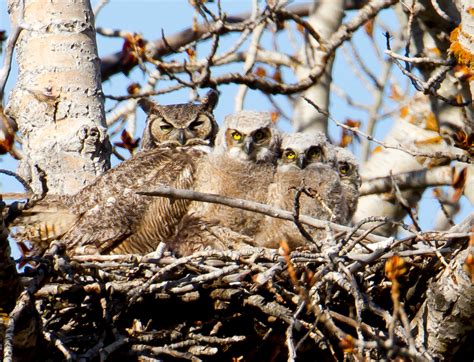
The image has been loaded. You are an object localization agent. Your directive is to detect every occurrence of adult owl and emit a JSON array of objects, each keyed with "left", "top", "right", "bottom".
[
  {"left": 333, "top": 146, "right": 361, "bottom": 223},
  {"left": 255, "top": 132, "right": 346, "bottom": 250},
  {"left": 168, "top": 110, "right": 281, "bottom": 256},
  {"left": 139, "top": 89, "right": 219, "bottom": 150},
  {"left": 13, "top": 91, "right": 219, "bottom": 256}
]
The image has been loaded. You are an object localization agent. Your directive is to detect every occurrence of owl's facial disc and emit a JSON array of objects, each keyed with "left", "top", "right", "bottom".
[{"left": 186, "top": 114, "right": 213, "bottom": 145}]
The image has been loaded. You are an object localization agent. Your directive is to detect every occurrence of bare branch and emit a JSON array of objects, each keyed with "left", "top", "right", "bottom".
[{"left": 360, "top": 166, "right": 455, "bottom": 196}]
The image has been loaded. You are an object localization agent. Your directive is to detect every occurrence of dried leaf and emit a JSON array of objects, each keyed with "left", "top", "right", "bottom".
[
  {"left": 270, "top": 111, "right": 280, "bottom": 123},
  {"left": 339, "top": 119, "right": 360, "bottom": 147},
  {"left": 339, "top": 335, "right": 355, "bottom": 353},
  {"left": 371, "top": 145, "right": 383, "bottom": 154},
  {"left": 389, "top": 84, "right": 403, "bottom": 101},
  {"left": 273, "top": 69, "right": 282, "bottom": 83},
  {"left": 424, "top": 113, "right": 439, "bottom": 132},
  {"left": 254, "top": 67, "right": 267, "bottom": 78},
  {"left": 279, "top": 240, "right": 298, "bottom": 285},
  {"left": 464, "top": 253, "right": 474, "bottom": 283},
  {"left": 453, "top": 65, "right": 474, "bottom": 81},
  {"left": 0, "top": 130, "right": 14, "bottom": 155},
  {"left": 364, "top": 19, "right": 374, "bottom": 38},
  {"left": 414, "top": 136, "right": 443, "bottom": 146},
  {"left": 296, "top": 23, "right": 305, "bottom": 34},
  {"left": 186, "top": 47, "right": 196, "bottom": 62},
  {"left": 121, "top": 33, "right": 147, "bottom": 72},
  {"left": 427, "top": 47, "right": 442, "bottom": 57},
  {"left": 127, "top": 83, "right": 141, "bottom": 95},
  {"left": 399, "top": 105, "right": 409, "bottom": 118},
  {"left": 385, "top": 255, "right": 407, "bottom": 281},
  {"left": 464, "top": 230, "right": 474, "bottom": 282},
  {"left": 114, "top": 130, "right": 141, "bottom": 155},
  {"left": 452, "top": 129, "right": 474, "bottom": 155},
  {"left": 452, "top": 167, "right": 467, "bottom": 202}
]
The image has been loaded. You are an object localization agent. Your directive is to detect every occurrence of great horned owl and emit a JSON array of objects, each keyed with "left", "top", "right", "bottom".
[
  {"left": 333, "top": 146, "right": 361, "bottom": 223},
  {"left": 138, "top": 89, "right": 219, "bottom": 150},
  {"left": 13, "top": 92, "right": 219, "bottom": 256},
  {"left": 255, "top": 132, "right": 345, "bottom": 250},
  {"left": 169, "top": 110, "right": 281, "bottom": 256}
]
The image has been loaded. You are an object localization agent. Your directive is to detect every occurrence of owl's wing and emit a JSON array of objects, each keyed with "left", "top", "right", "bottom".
[{"left": 63, "top": 148, "right": 204, "bottom": 255}]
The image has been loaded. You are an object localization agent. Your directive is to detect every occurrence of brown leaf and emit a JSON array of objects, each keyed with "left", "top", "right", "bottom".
[
  {"left": 114, "top": 130, "right": 141, "bottom": 155},
  {"left": 254, "top": 67, "right": 267, "bottom": 78},
  {"left": 385, "top": 255, "right": 407, "bottom": 281},
  {"left": 452, "top": 167, "right": 467, "bottom": 202},
  {"left": 414, "top": 136, "right": 443, "bottom": 146},
  {"left": 270, "top": 111, "right": 280, "bottom": 124},
  {"left": 453, "top": 65, "right": 474, "bottom": 81},
  {"left": 127, "top": 83, "right": 141, "bottom": 95},
  {"left": 186, "top": 47, "right": 196, "bottom": 62},
  {"left": 296, "top": 23, "right": 305, "bottom": 34},
  {"left": 339, "top": 119, "right": 360, "bottom": 147},
  {"left": 389, "top": 84, "right": 403, "bottom": 101},
  {"left": 121, "top": 33, "right": 147, "bottom": 72},
  {"left": 452, "top": 129, "right": 474, "bottom": 155},
  {"left": 424, "top": 113, "right": 439, "bottom": 132},
  {"left": 371, "top": 145, "right": 383, "bottom": 154},
  {"left": 272, "top": 69, "right": 282, "bottom": 83},
  {"left": 339, "top": 335, "right": 355, "bottom": 353},
  {"left": 364, "top": 19, "right": 374, "bottom": 38},
  {"left": 399, "top": 105, "right": 409, "bottom": 118},
  {"left": 0, "top": 131, "right": 14, "bottom": 155}
]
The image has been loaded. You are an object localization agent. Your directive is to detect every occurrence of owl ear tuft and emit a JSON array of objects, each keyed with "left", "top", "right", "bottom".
[
  {"left": 137, "top": 98, "right": 159, "bottom": 114},
  {"left": 201, "top": 89, "right": 219, "bottom": 112}
]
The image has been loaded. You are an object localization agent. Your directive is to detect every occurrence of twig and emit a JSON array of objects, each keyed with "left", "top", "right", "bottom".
[
  {"left": 360, "top": 166, "right": 454, "bottom": 196},
  {"left": 0, "top": 0, "right": 24, "bottom": 101},
  {"left": 138, "top": 185, "right": 388, "bottom": 243},
  {"left": 303, "top": 96, "right": 472, "bottom": 164}
]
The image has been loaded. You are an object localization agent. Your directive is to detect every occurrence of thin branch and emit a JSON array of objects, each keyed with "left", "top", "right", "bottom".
[
  {"left": 0, "top": 0, "right": 24, "bottom": 101},
  {"left": 303, "top": 96, "right": 472, "bottom": 164},
  {"left": 360, "top": 166, "right": 454, "bottom": 196}
]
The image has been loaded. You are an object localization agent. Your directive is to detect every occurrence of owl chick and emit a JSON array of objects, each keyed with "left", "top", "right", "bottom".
[
  {"left": 169, "top": 110, "right": 281, "bottom": 256},
  {"left": 333, "top": 146, "right": 361, "bottom": 223},
  {"left": 138, "top": 89, "right": 219, "bottom": 150},
  {"left": 255, "top": 132, "right": 345, "bottom": 250},
  {"left": 13, "top": 92, "right": 219, "bottom": 256}
]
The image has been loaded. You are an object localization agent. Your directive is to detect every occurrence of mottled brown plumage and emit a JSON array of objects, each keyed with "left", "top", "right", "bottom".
[
  {"left": 13, "top": 93, "right": 219, "bottom": 256},
  {"left": 333, "top": 146, "right": 361, "bottom": 223},
  {"left": 255, "top": 132, "right": 345, "bottom": 250},
  {"left": 169, "top": 111, "right": 281, "bottom": 256}
]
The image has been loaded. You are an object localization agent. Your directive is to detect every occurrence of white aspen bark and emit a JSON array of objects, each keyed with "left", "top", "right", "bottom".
[
  {"left": 355, "top": 0, "right": 473, "bottom": 235},
  {"left": 413, "top": 244, "right": 474, "bottom": 359},
  {"left": 292, "top": 0, "right": 345, "bottom": 134},
  {"left": 5, "top": 0, "right": 111, "bottom": 196},
  {"left": 352, "top": 94, "right": 464, "bottom": 236}
]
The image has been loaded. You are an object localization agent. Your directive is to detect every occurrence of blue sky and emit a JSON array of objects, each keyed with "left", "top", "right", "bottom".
[{"left": 0, "top": 0, "right": 471, "bottom": 234}]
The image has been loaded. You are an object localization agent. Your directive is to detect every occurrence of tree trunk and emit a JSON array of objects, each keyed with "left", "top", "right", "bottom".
[
  {"left": 292, "top": 0, "right": 345, "bottom": 135},
  {"left": 5, "top": 0, "right": 111, "bottom": 196}
]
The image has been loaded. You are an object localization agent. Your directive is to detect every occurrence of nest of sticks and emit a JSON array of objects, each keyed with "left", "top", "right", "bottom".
[{"left": 7, "top": 216, "right": 472, "bottom": 362}]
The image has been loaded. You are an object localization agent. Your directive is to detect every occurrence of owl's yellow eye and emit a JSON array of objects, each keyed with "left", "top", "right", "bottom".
[
  {"left": 254, "top": 130, "right": 265, "bottom": 141},
  {"left": 286, "top": 150, "right": 296, "bottom": 159},
  {"left": 232, "top": 131, "right": 242, "bottom": 141},
  {"left": 339, "top": 163, "right": 351, "bottom": 175},
  {"left": 160, "top": 124, "right": 173, "bottom": 133}
]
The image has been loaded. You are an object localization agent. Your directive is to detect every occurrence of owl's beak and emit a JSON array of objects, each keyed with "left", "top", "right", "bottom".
[
  {"left": 178, "top": 129, "right": 186, "bottom": 145},
  {"left": 244, "top": 137, "right": 254, "bottom": 155},
  {"left": 297, "top": 154, "right": 307, "bottom": 169}
]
